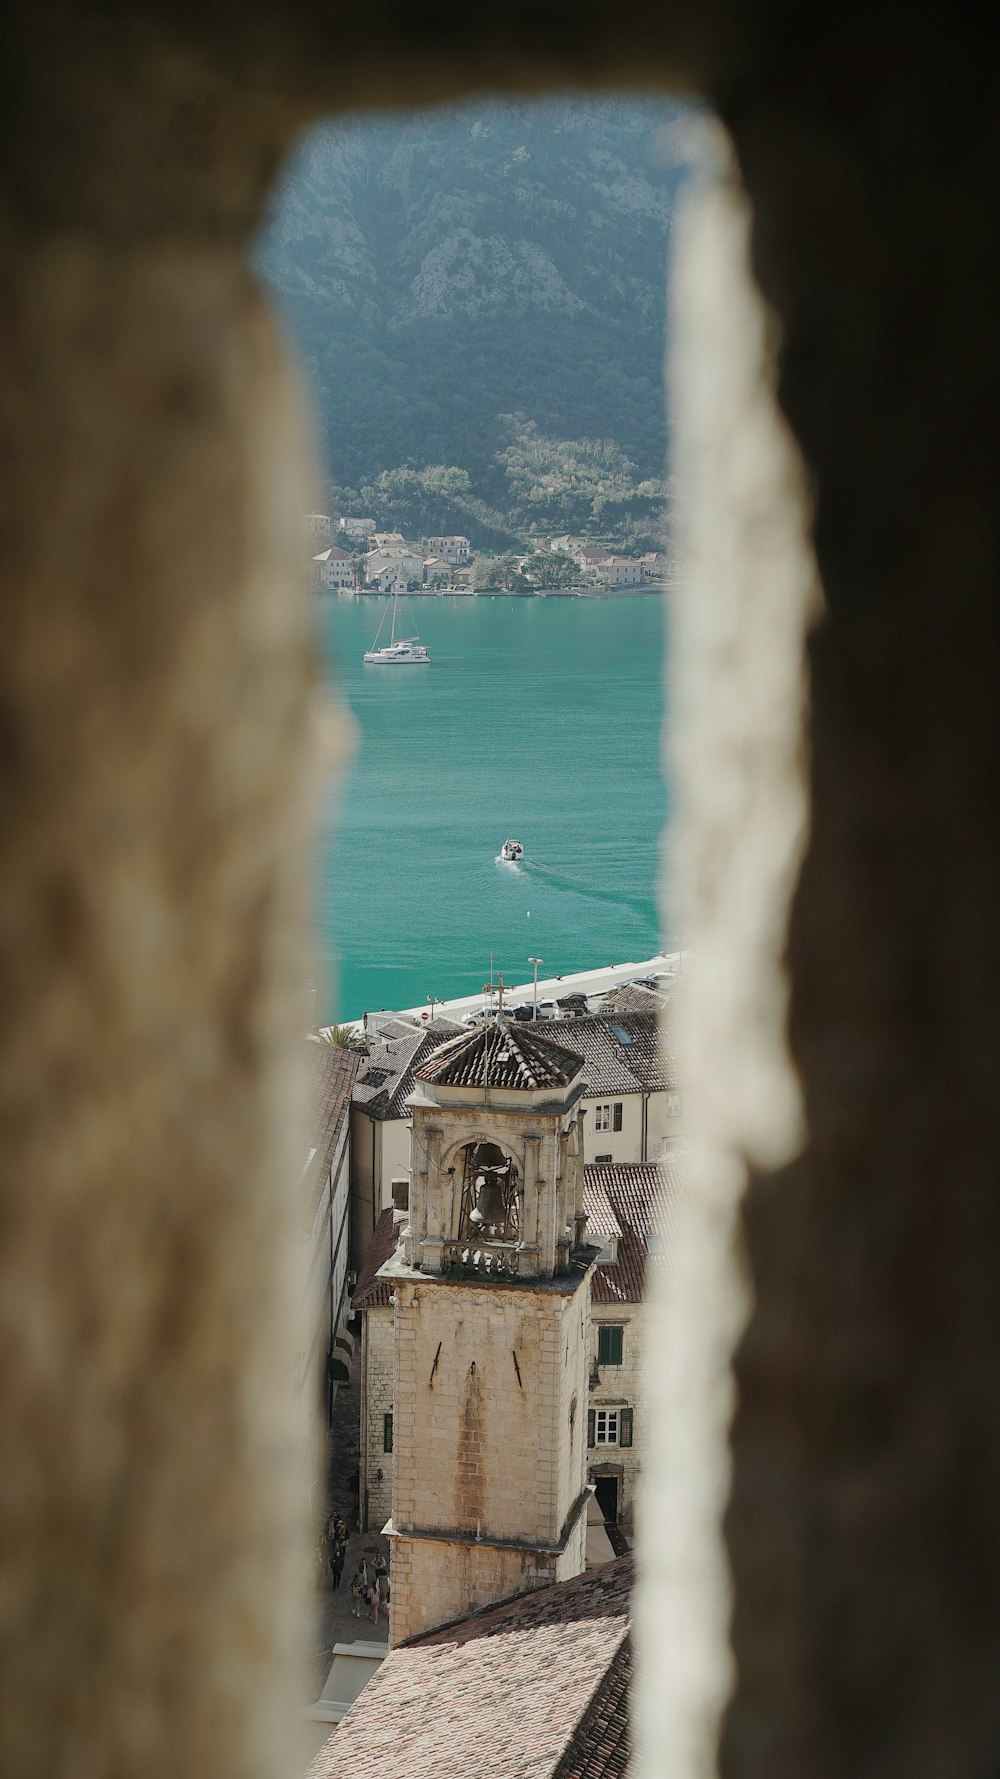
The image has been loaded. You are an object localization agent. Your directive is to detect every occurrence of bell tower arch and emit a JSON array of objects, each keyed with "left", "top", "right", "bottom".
[{"left": 379, "top": 1018, "right": 599, "bottom": 1644}]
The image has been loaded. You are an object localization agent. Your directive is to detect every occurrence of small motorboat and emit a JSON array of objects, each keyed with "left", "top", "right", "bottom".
[{"left": 500, "top": 839, "right": 524, "bottom": 863}]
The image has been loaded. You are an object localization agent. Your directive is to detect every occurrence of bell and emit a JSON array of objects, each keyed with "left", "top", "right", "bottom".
[{"left": 472, "top": 1168, "right": 507, "bottom": 1231}]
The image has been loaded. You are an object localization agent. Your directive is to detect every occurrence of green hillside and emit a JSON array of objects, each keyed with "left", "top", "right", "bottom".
[{"left": 257, "top": 97, "right": 695, "bottom": 543}]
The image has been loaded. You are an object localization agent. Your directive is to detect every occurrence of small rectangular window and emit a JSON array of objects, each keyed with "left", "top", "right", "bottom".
[
  {"left": 666, "top": 1093, "right": 682, "bottom": 1119},
  {"left": 383, "top": 1412, "right": 393, "bottom": 1453},
  {"left": 594, "top": 1408, "right": 620, "bottom": 1446},
  {"left": 597, "top": 1324, "right": 624, "bottom": 1366},
  {"left": 612, "top": 1102, "right": 623, "bottom": 1131}
]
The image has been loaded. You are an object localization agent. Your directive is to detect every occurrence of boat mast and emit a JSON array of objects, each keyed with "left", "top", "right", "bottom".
[{"left": 390, "top": 588, "right": 398, "bottom": 646}]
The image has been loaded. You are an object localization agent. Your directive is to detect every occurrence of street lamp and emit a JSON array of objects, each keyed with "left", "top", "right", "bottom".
[{"left": 528, "top": 958, "right": 543, "bottom": 1020}]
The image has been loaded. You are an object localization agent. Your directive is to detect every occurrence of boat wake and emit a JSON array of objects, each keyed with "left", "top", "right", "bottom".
[{"left": 522, "top": 857, "right": 652, "bottom": 918}]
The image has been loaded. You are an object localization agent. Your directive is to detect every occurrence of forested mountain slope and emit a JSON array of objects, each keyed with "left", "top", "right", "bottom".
[{"left": 258, "top": 98, "right": 697, "bottom": 541}]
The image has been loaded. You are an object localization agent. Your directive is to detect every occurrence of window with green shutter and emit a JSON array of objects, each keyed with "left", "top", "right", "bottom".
[
  {"left": 597, "top": 1324, "right": 624, "bottom": 1366},
  {"left": 619, "top": 1406, "right": 633, "bottom": 1447},
  {"left": 587, "top": 1408, "right": 596, "bottom": 1448},
  {"left": 383, "top": 1411, "right": 393, "bottom": 1453}
]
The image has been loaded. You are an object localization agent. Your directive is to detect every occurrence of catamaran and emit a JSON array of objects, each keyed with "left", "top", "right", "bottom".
[{"left": 363, "top": 590, "right": 431, "bottom": 665}]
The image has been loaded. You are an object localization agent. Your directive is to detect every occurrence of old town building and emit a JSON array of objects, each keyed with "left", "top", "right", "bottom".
[
  {"left": 373, "top": 1017, "right": 600, "bottom": 1645},
  {"left": 534, "top": 1012, "right": 682, "bottom": 1164},
  {"left": 301, "top": 1041, "right": 361, "bottom": 1431},
  {"left": 355, "top": 1153, "right": 680, "bottom": 1545}
]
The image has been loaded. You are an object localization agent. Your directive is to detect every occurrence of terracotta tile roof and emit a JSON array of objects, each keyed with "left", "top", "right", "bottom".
[
  {"left": 353, "top": 1018, "right": 464, "bottom": 1121},
  {"left": 533, "top": 1014, "right": 678, "bottom": 1097},
  {"left": 302, "top": 1042, "right": 361, "bottom": 1227},
  {"left": 413, "top": 1018, "right": 586, "bottom": 1092},
  {"left": 599, "top": 982, "right": 669, "bottom": 1017},
  {"left": 553, "top": 1637, "right": 631, "bottom": 1779},
  {"left": 352, "top": 1206, "right": 405, "bottom": 1309},
  {"left": 308, "top": 1557, "right": 633, "bottom": 1779},
  {"left": 584, "top": 1157, "right": 683, "bottom": 1305}
]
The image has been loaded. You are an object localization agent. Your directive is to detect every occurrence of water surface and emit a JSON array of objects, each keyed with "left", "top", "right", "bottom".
[{"left": 315, "top": 594, "right": 668, "bottom": 1021}]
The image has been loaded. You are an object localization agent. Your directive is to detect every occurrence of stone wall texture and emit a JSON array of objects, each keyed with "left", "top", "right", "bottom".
[
  {"left": 362, "top": 1306, "right": 395, "bottom": 1533},
  {"left": 391, "top": 1279, "right": 588, "bottom": 1547}
]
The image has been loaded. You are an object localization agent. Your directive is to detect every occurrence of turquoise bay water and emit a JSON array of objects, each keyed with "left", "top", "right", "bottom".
[{"left": 314, "top": 595, "right": 668, "bottom": 1022}]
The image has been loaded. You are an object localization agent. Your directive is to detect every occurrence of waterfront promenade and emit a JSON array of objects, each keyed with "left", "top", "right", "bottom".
[{"left": 325, "top": 950, "right": 685, "bottom": 1037}]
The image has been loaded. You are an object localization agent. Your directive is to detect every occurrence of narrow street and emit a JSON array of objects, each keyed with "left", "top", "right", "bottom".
[{"left": 310, "top": 1338, "right": 390, "bottom": 1697}]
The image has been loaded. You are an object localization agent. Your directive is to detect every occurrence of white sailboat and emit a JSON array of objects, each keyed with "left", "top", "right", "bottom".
[{"left": 363, "top": 590, "right": 431, "bottom": 665}]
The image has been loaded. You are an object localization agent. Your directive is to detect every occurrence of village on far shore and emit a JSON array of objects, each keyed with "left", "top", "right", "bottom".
[{"left": 304, "top": 511, "right": 680, "bottom": 596}]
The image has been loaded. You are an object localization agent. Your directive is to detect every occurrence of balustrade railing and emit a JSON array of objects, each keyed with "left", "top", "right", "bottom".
[{"left": 441, "top": 1239, "right": 522, "bottom": 1279}]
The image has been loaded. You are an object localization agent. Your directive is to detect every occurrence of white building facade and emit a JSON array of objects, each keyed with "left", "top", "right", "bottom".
[
  {"left": 425, "top": 535, "right": 471, "bottom": 565},
  {"left": 595, "top": 557, "right": 643, "bottom": 588},
  {"left": 313, "top": 546, "right": 355, "bottom": 591},
  {"left": 364, "top": 548, "right": 425, "bottom": 588}
]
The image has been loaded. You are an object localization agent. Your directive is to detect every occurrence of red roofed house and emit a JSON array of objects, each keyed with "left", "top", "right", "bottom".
[{"left": 307, "top": 1554, "right": 633, "bottom": 1779}]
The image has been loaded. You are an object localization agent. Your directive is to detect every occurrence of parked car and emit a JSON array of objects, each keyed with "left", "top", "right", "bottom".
[{"left": 556, "top": 993, "right": 588, "bottom": 1017}]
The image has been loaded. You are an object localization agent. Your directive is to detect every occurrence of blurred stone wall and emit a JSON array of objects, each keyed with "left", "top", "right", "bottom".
[{"left": 1, "top": 7, "right": 997, "bottom": 1779}]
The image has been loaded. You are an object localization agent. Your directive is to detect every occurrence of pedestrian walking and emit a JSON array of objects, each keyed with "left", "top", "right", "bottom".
[
  {"left": 330, "top": 1542, "right": 345, "bottom": 1590},
  {"left": 367, "top": 1582, "right": 379, "bottom": 1624},
  {"left": 376, "top": 1569, "right": 389, "bottom": 1617},
  {"left": 349, "top": 1571, "right": 364, "bottom": 1618}
]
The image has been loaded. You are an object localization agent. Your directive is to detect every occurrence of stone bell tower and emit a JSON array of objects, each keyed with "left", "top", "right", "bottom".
[{"left": 378, "top": 1017, "right": 598, "bottom": 1645}]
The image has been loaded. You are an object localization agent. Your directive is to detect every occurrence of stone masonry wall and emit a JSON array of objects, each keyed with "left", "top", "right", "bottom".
[
  {"left": 362, "top": 1306, "right": 394, "bottom": 1533},
  {"left": 392, "top": 1280, "right": 575, "bottom": 1544},
  {"left": 390, "top": 1536, "right": 560, "bottom": 1648}
]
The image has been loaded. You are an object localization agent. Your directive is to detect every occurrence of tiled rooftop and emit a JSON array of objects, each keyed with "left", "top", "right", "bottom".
[
  {"left": 353, "top": 1017, "right": 464, "bottom": 1121},
  {"left": 553, "top": 1638, "right": 631, "bottom": 1779},
  {"left": 533, "top": 1014, "right": 678, "bottom": 1097},
  {"left": 599, "top": 982, "right": 669, "bottom": 1018},
  {"left": 302, "top": 1041, "right": 361, "bottom": 1228},
  {"left": 352, "top": 1206, "right": 405, "bottom": 1309},
  {"left": 307, "top": 1557, "right": 633, "bottom": 1779},
  {"left": 413, "top": 1018, "right": 586, "bottom": 1092},
  {"left": 584, "top": 1157, "right": 683, "bottom": 1305}
]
